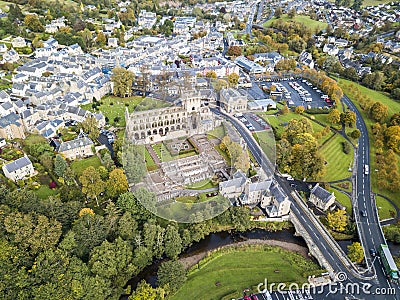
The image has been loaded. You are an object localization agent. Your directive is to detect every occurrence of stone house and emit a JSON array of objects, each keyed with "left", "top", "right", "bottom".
[
  {"left": 309, "top": 183, "right": 336, "bottom": 211},
  {"left": 2, "top": 155, "right": 35, "bottom": 181},
  {"left": 58, "top": 136, "right": 94, "bottom": 160}
]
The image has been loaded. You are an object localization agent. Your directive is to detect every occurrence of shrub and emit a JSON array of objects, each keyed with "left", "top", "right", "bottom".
[{"left": 342, "top": 141, "right": 351, "bottom": 154}]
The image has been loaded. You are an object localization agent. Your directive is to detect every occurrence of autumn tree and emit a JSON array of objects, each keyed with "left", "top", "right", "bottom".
[
  {"left": 111, "top": 67, "right": 134, "bottom": 97},
  {"left": 294, "top": 106, "right": 305, "bottom": 114},
  {"left": 79, "top": 166, "right": 104, "bottom": 206},
  {"left": 106, "top": 168, "right": 129, "bottom": 198},
  {"left": 96, "top": 31, "right": 107, "bottom": 47},
  {"left": 340, "top": 111, "right": 356, "bottom": 127},
  {"left": 274, "top": 6, "right": 282, "bottom": 18},
  {"left": 327, "top": 209, "right": 347, "bottom": 232},
  {"left": 227, "top": 45, "right": 242, "bottom": 57},
  {"left": 327, "top": 108, "right": 341, "bottom": 125},
  {"left": 369, "top": 102, "right": 388, "bottom": 123},
  {"left": 205, "top": 70, "right": 217, "bottom": 78},
  {"left": 228, "top": 73, "right": 239, "bottom": 87},
  {"left": 24, "top": 14, "right": 44, "bottom": 32},
  {"left": 347, "top": 242, "right": 364, "bottom": 263},
  {"left": 385, "top": 126, "right": 400, "bottom": 153}
]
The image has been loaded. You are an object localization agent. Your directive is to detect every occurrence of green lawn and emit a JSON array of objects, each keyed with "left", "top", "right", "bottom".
[
  {"left": 35, "top": 185, "right": 57, "bottom": 199},
  {"left": 327, "top": 0, "right": 394, "bottom": 6},
  {"left": 207, "top": 125, "right": 226, "bottom": 140},
  {"left": 338, "top": 78, "right": 400, "bottom": 208},
  {"left": 172, "top": 245, "right": 324, "bottom": 300},
  {"left": 376, "top": 196, "right": 397, "bottom": 221},
  {"left": 70, "top": 156, "right": 102, "bottom": 176},
  {"left": 152, "top": 143, "right": 196, "bottom": 162},
  {"left": 144, "top": 147, "right": 157, "bottom": 171},
  {"left": 320, "top": 134, "right": 353, "bottom": 182},
  {"left": 329, "top": 188, "right": 352, "bottom": 213},
  {"left": 260, "top": 112, "right": 332, "bottom": 145},
  {"left": 263, "top": 14, "right": 328, "bottom": 31},
  {"left": 82, "top": 96, "right": 169, "bottom": 128},
  {"left": 186, "top": 179, "right": 217, "bottom": 190}
]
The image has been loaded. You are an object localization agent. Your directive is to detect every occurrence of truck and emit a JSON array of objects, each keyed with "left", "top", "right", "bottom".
[{"left": 379, "top": 244, "right": 399, "bottom": 281}]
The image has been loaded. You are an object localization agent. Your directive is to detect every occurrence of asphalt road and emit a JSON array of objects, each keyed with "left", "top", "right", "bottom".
[
  {"left": 212, "top": 106, "right": 400, "bottom": 299},
  {"left": 342, "top": 95, "right": 396, "bottom": 291}
]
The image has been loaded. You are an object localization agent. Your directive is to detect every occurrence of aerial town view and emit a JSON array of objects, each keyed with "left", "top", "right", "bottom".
[{"left": 2, "top": 0, "right": 400, "bottom": 299}]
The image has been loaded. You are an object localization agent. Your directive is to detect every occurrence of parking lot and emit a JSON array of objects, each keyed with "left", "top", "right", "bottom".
[
  {"left": 234, "top": 112, "right": 271, "bottom": 132},
  {"left": 257, "top": 79, "right": 331, "bottom": 109}
]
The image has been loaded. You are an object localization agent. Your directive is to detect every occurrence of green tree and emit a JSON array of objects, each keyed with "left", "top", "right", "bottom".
[
  {"left": 129, "top": 280, "right": 166, "bottom": 300},
  {"left": 350, "top": 129, "right": 361, "bottom": 139},
  {"left": 157, "top": 260, "right": 186, "bottom": 293},
  {"left": 89, "top": 237, "right": 135, "bottom": 287},
  {"left": 347, "top": 242, "right": 364, "bottom": 263},
  {"left": 96, "top": 31, "right": 107, "bottom": 47},
  {"left": 117, "top": 211, "right": 138, "bottom": 241},
  {"left": 106, "top": 168, "right": 129, "bottom": 198},
  {"left": 79, "top": 166, "right": 104, "bottom": 206},
  {"left": 54, "top": 154, "right": 67, "bottom": 177},
  {"left": 111, "top": 67, "right": 134, "bottom": 97},
  {"left": 327, "top": 209, "right": 347, "bottom": 232},
  {"left": 79, "top": 116, "right": 100, "bottom": 142},
  {"left": 164, "top": 224, "right": 182, "bottom": 259}
]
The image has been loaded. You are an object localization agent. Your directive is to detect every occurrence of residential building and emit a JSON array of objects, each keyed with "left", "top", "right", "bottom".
[
  {"left": 58, "top": 136, "right": 94, "bottom": 160},
  {"left": 2, "top": 155, "right": 35, "bottom": 181},
  {"left": 309, "top": 183, "right": 336, "bottom": 211},
  {"left": 0, "top": 112, "right": 25, "bottom": 140}
]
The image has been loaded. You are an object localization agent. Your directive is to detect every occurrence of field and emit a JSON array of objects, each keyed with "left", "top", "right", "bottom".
[
  {"left": 263, "top": 14, "right": 328, "bottom": 31},
  {"left": 171, "top": 245, "right": 324, "bottom": 300},
  {"left": 376, "top": 196, "right": 397, "bottom": 221},
  {"left": 82, "top": 96, "right": 169, "bottom": 127},
  {"left": 327, "top": 0, "right": 394, "bottom": 6},
  {"left": 70, "top": 156, "right": 102, "bottom": 176},
  {"left": 320, "top": 134, "right": 353, "bottom": 182},
  {"left": 337, "top": 78, "right": 400, "bottom": 207}
]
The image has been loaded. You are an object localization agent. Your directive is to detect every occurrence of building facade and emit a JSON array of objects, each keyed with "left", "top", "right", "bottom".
[
  {"left": 2, "top": 155, "right": 35, "bottom": 181},
  {"left": 125, "top": 92, "right": 220, "bottom": 144}
]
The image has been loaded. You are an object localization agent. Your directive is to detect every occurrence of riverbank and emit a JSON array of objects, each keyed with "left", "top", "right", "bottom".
[{"left": 179, "top": 238, "right": 310, "bottom": 269}]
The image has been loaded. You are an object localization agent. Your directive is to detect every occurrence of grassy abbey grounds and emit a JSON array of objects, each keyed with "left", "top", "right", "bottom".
[{"left": 171, "top": 245, "right": 324, "bottom": 300}]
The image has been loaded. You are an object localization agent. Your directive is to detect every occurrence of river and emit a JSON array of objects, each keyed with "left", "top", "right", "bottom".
[
  {"left": 126, "top": 228, "right": 309, "bottom": 290},
  {"left": 122, "top": 229, "right": 400, "bottom": 298}
]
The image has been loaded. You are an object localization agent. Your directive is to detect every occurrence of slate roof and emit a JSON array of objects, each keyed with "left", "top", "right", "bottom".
[
  {"left": 59, "top": 137, "right": 93, "bottom": 152},
  {"left": 270, "top": 183, "right": 287, "bottom": 203},
  {"left": 3, "top": 156, "right": 32, "bottom": 173},
  {"left": 310, "top": 183, "right": 334, "bottom": 203},
  {"left": 0, "top": 112, "right": 21, "bottom": 127}
]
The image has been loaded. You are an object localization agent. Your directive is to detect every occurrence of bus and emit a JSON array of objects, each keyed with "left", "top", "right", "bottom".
[{"left": 379, "top": 244, "right": 399, "bottom": 281}]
